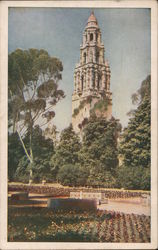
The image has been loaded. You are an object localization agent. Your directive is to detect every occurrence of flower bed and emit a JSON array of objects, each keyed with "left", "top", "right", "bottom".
[{"left": 8, "top": 207, "right": 150, "bottom": 242}]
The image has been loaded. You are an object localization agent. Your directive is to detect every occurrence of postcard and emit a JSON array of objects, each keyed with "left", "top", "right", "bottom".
[{"left": 0, "top": 0, "right": 157, "bottom": 249}]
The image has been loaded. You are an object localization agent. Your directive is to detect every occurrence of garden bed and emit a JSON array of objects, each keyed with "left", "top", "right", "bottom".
[{"left": 8, "top": 207, "right": 150, "bottom": 242}]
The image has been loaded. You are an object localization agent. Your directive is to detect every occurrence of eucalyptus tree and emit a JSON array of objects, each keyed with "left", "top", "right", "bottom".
[{"left": 8, "top": 48, "right": 65, "bottom": 180}]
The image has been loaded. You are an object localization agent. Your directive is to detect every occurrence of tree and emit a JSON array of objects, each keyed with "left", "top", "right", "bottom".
[
  {"left": 116, "top": 165, "right": 150, "bottom": 190},
  {"left": 14, "top": 126, "right": 54, "bottom": 183},
  {"left": 8, "top": 48, "right": 65, "bottom": 180},
  {"left": 8, "top": 132, "right": 24, "bottom": 181},
  {"left": 87, "top": 164, "right": 116, "bottom": 188},
  {"left": 50, "top": 124, "right": 81, "bottom": 181},
  {"left": 44, "top": 124, "right": 59, "bottom": 146},
  {"left": 57, "top": 164, "right": 87, "bottom": 187},
  {"left": 80, "top": 115, "right": 121, "bottom": 188},
  {"left": 118, "top": 75, "right": 151, "bottom": 190}
]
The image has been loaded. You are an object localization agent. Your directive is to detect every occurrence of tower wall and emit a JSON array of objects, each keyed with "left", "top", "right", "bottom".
[{"left": 72, "top": 96, "right": 99, "bottom": 134}]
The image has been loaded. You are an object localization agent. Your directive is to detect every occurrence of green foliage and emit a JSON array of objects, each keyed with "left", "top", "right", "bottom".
[
  {"left": 57, "top": 164, "right": 88, "bottom": 186},
  {"left": 14, "top": 126, "right": 54, "bottom": 183},
  {"left": 8, "top": 48, "right": 64, "bottom": 130},
  {"left": 91, "top": 98, "right": 109, "bottom": 114},
  {"left": 8, "top": 132, "right": 24, "bottom": 181},
  {"left": 72, "top": 96, "right": 109, "bottom": 118},
  {"left": 116, "top": 165, "right": 150, "bottom": 190},
  {"left": 72, "top": 96, "right": 92, "bottom": 117},
  {"left": 72, "top": 108, "right": 79, "bottom": 117},
  {"left": 8, "top": 48, "right": 64, "bottom": 180},
  {"left": 118, "top": 75, "right": 151, "bottom": 190},
  {"left": 51, "top": 124, "right": 81, "bottom": 180},
  {"left": 131, "top": 75, "right": 151, "bottom": 105},
  {"left": 87, "top": 164, "right": 116, "bottom": 188},
  {"left": 14, "top": 156, "right": 30, "bottom": 183},
  {"left": 79, "top": 115, "right": 121, "bottom": 187}
]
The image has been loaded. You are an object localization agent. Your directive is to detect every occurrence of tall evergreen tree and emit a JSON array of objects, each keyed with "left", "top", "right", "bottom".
[
  {"left": 118, "top": 75, "right": 151, "bottom": 190},
  {"left": 50, "top": 124, "right": 81, "bottom": 181},
  {"left": 80, "top": 115, "right": 121, "bottom": 188}
]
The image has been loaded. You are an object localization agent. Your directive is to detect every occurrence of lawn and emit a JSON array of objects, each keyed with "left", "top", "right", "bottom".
[{"left": 8, "top": 207, "right": 150, "bottom": 242}]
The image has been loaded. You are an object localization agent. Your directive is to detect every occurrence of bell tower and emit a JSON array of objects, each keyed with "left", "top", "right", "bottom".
[{"left": 72, "top": 12, "right": 112, "bottom": 134}]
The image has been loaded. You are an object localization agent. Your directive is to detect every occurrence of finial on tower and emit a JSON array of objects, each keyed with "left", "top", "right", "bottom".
[{"left": 87, "top": 11, "right": 98, "bottom": 27}]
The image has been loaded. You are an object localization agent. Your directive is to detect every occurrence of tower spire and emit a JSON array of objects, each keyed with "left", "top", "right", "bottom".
[{"left": 87, "top": 11, "right": 98, "bottom": 27}]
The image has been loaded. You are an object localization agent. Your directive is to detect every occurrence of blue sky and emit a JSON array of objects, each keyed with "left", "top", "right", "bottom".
[{"left": 8, "top": 8, "right": 151, "bottom": 131}]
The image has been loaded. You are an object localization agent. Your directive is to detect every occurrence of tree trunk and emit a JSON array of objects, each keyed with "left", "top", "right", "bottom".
[
  {"left": 29, "top": 128, "right": 34, "bottom": 181},
  {"left": 17, "top": 130, "right": 32, "bottom": 163},
  {"left": 17, "top": 129, "right": 33, "bottom": 182}
]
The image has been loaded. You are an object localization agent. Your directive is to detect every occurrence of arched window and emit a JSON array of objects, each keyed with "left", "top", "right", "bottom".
[
  {"left": 90, "top": 51, "right": 93, "bottom": 62},
  {"left": 98, "top": 73, "right": 102, "bottom": 89},
  {"left": 90, "top": 33, "right": 93, "bottom": 41},
  {"left": 96, "top": 51, "right": 99, "bottom": 63},
  {"left": 81, "top": 75, "right": 84, "bottom": 91},
  {"left": 93, "top": 71, "right": 95, "bottom": 88},
  {"left": 96, "top": 33, "right": 98, "bottom": 41},
  {"left": 83, "top": 52, "right": 86, "bottom": 64}
]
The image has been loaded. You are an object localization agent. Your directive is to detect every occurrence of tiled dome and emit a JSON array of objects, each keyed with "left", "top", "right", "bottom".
[{"left": 87, "top": 11, "right": 98, "bottom": 27}]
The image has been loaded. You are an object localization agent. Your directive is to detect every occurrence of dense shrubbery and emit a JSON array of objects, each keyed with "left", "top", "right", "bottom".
[
  {"left": 57, "top": 164, "right": 88, "bottom": 186},
  {"left": 8, "top": 207, "right": 150, "bottom": 242},
  {"left": 8, "top": 132, "right": 24, "bottom": 181},
  {"left": 116, "top": 166, "right": 150, "bottom": 190},
  {"left": 9, "top": 126, "right": 54, "bottom": 183}
]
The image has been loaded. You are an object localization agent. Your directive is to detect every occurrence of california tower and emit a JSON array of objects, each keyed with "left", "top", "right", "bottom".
[{"left": 72, "top": 12, "right": 112, "bottom": 134}]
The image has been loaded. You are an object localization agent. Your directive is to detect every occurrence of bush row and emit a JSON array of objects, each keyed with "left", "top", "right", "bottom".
[{"left": 8, "top": 184, "right": 150, "bottom": 199}]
